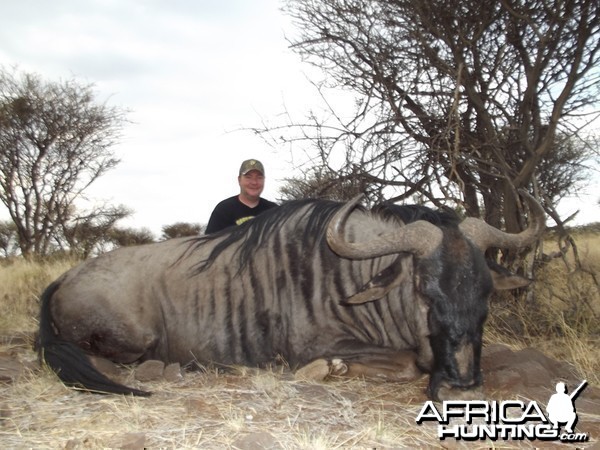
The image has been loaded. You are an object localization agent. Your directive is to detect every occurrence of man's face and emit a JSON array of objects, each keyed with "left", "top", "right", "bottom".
[{"left": 238, "top": 170, "right": 265, "bottom": 200}]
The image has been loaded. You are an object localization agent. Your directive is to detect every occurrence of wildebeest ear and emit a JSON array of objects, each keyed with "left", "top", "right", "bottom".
[
  {"left": 343, "top": 258, "right": 407, "bottom": 305},
  {"left": 487, "top": 260, "right": 532, "bottom": 291}
]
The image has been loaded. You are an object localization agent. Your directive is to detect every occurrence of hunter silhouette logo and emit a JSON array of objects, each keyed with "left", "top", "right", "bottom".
[
  {"left": 546, "top": 380, "right": 587, "bottom": 434},
  {"left": 416, "top": 379, "right": 590, "bottom": 442}
]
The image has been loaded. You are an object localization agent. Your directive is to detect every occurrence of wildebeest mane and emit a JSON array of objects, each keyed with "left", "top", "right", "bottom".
[
  {"left": 185, "top": 199, "right": 459, "bottom": 276},
  {"left": 187, "top": 199, "right": 343, "bottom": 274},
  {"left": 373, "top": 203, "right": 461, "bottom": 228}
]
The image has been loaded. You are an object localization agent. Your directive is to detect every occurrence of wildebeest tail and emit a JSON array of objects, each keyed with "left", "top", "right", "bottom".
[{"left": 38, "top": 281, "right": 151, "bottom": 397}]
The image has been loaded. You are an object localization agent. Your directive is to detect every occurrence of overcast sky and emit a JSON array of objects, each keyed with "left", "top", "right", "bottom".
[
  {"left": 1, "top": 0, "right": 599, "bottom": 237},
  {"left": 0, "top": 0, "right": 316, "bottom": 236}
]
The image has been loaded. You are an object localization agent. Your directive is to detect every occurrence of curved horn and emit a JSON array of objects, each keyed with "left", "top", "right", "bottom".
[
  {"left": 458, "top": 190, "right": 546, "bottom": 252},
  {"left": 326, "top": 195, "right": 443, "bottom": 259}
]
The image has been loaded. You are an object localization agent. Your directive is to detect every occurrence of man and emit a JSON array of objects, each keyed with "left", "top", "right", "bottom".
[{"left": 205, "top": 159, "right": 278, "bottom": 234}]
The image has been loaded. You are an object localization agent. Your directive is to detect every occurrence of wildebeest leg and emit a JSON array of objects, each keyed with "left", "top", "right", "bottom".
[
  {"left": 337, "top": 353, "right": 423, "bottom": 381},
  {"left": 87, "top": 331, "right": 159, "bottom": 364},
  {"left": 296, "top": 348, "right": 423, "bottom": 382},
  {"left": 56, "top": 310, "right": 159, "bottom": 364},
  {"left": 51, "top": 290, "right": 160, "bottom": 365}
]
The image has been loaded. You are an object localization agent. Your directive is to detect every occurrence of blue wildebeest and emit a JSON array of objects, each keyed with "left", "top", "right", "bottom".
[{"left": 37, "top": 191, "right": 545, "bottom": 400}]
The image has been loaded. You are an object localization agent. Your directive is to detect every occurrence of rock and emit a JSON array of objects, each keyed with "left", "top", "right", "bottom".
[
  {"left": 108, "top": 432, "right": 146, "bottom": 449},
  {"left": 164, "top": 363, "right": 183, "bottom": 382},
  {"left": 90, "top": 356, "right": 121, "bottom": 377},
  {"left": 485, "top": 367, "right": 523, "bottom": 392},
  {"left": 483, "top": 343, "right": 513, "bottom": 356},
  {"left": 232, "top": 431, "right": 279, "bottom": 450},
  {"left": 134, "top": 360, "right": 164, "bottom": 381},
  {"left": 514, "top": 347, "right": 570, "bottom": 377},
  {"left": 478, "top": 344, "right": 600, "bottom": 443},
  {"left": 515, "top": 359, "right": 553, "bottom": 387}
]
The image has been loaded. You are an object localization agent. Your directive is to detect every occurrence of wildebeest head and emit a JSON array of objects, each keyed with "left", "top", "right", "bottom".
[{"left": 326, "top": 191, "right": 545, "bottom": 400}]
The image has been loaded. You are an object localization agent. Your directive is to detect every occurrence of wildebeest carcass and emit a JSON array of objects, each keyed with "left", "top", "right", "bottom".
[{"left": 37, "top": 191, "right": 545, "bottom": 400}]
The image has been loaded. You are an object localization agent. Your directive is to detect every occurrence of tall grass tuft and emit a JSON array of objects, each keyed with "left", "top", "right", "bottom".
[{"left": 0, "top": 257, "right": 78, "bottom": 333}]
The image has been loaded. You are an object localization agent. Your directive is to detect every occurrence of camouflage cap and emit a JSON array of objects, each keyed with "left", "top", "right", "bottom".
[{"left": 239, "top": 159, "right": 265, "bottom": 176}]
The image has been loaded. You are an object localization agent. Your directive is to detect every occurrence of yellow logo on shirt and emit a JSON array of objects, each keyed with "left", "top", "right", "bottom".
[{"left": 236, "top": 216, "right": 255, "bottom": 226}]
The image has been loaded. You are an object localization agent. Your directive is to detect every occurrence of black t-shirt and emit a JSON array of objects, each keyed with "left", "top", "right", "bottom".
[{"left": 205, "top": 195, "right": 278, "bottom": 234}]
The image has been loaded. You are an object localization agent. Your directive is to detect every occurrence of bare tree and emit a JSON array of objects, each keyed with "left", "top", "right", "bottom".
[
  {"left": 0, "top": 219, "right": 18, "bottom": 258},
  {"left": 0, "top": 67, "right": 128, "bottom": 257},
  {"left": 266, "top": 0, "right": 600, "bottom": 235},
  {"left": 280, "top": 165, "right": 372, "bottom": 201}
]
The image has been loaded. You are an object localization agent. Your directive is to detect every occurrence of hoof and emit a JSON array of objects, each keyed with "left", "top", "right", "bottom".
[{"left": 330, "top": 358, "right": 348, "bottom": 376}]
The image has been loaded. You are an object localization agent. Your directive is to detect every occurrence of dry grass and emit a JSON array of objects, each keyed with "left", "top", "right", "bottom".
[
  {"left": 2, "top": 354, "right": 439, "bottom": 448},
  {"left": 0, "top": 231, "right": 599, "bottom": 448},
  {"left": 486, "top": 230, "right": 600, "bottom": 386},
  {"left": 0, "top": 257, "right": 77, "bottom": 333}
]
